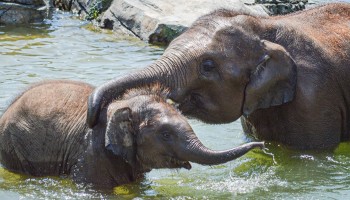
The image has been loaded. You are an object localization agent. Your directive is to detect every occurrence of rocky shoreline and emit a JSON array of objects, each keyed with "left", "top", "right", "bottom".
[
  {"left": 1, "top": 0, "right": 309, "bottom": 45},
  {"left": 0, "top": 0, "right": 53, "bottom": 24}
]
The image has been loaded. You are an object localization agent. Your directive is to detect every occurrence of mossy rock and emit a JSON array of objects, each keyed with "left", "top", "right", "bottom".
[
  {"left": 85, "top": 0, "right": 113, "bottom": 20},
  {"left": 149, "top": 24, "right": 187, "bottom": 46}
]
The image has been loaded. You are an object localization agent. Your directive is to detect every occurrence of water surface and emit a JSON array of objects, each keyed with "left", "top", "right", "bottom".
[{"left": 0, "top": 9, "right": 350, "bottom": 200}]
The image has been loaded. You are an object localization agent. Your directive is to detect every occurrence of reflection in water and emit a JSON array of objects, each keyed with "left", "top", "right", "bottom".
[{"left": 0, "top": 10, "right": 349, "bottom": 199}]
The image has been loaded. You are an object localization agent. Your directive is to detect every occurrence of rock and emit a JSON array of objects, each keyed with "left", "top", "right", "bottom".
[
  {"left": 254, "top": 0, "right": 308, "bottom": 15},
  {"left": 53, "top": 0, "right": 88, "bottom": 15},
  {"left": 97, "top": 0, "right": 269, "bottom": 45},
  {"left": 85, "top": 0, "right": 113, "bottom": 20},
  {"left": 0, "top": 0, "right": 52, "bottom": 24},
  {"left": 53, "top": 0, "right": 112, "bottom": 20},
  {"left": 149, "top": 24, "right": 187, "bottom": 45},
  {"left": 2, "top": 0, "right": 45, "bottom": 5},
  {"left": 277, "top": 3, "right": 292, "bottom": 14},
  {"left": 263, "top": 3, "right": 278, "bottom": 14}
]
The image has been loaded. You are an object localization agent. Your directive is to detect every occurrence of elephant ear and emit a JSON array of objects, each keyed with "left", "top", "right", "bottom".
[
  {"left": 243, "top": 40, "right": 297, "bottom": 115},
  {"left": 105, "top": 107, "right": 136, "bottom": 167}
]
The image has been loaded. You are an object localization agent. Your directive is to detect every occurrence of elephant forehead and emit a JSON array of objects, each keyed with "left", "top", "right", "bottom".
[
  {"left": 159, "top": 113, "right": 191, "bottom": 131},
  {"left": 146, "top": 101, "right": 178, "bottom": 115},
  {"left": 167, "top": 20, "right": 233, "bottom": 52},
  {"left": 141, "top": 101, "right": 187, "bottom": 126}
]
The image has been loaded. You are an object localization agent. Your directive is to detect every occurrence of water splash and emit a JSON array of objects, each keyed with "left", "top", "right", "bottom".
[
  {"left": 262, "top": 148, "right": 278, "bottom": 165},
  {"left": 196, "top": 168, "right": 288, "bottom": 195}
]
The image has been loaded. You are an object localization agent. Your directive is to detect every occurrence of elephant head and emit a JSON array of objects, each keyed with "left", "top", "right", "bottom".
[
  {"left": 104, "top": 85, "right": 264, "bottom": 171},
  {"left": 88, "top": 10, "right": 297, "bottom": 127}
]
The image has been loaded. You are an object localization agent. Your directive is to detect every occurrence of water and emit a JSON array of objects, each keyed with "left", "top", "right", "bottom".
[{"left": 0, "top": 7, "right": 350, "bottom": 200}]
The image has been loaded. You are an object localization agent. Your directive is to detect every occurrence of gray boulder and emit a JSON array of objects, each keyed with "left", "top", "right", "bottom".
[
  {"left": 97, "top": 0, "right": 269, "bottom": 45},
  {"left": 0, "top": 0, "right": 52, "bottom": 24},
  {"left": 254, "top": 0, "right": 308, "bottom": 15},
  {"left": 53, "top": 0, "right": 112, "bottom": 20}
]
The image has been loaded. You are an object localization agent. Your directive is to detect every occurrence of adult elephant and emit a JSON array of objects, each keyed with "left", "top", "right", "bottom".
[{"left": 88, "top": 3, "right": 350, "bottom": 149}]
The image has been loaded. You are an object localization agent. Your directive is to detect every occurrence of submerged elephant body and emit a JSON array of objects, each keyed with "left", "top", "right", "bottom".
[
  {"left": 0, "top": 80, "right": 263, "bottom": 188},
  {"left": 88, "top": 4, "right": 350, "bottom": 149}
]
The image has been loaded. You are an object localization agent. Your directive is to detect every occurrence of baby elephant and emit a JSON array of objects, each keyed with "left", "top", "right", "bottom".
[{"left": 0, "top": 80, "right": 264, "bottom": 188}]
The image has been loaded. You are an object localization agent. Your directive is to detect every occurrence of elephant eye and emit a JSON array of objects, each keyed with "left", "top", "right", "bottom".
[
  {"left": 201, "top": 59, "right": 216, "bottom": 72},
  {"left": 200, "top": 59, "right": 220, "bottom": 80},
  {"left": 161, "top": 131, "right": 171, "bottom": 140}
]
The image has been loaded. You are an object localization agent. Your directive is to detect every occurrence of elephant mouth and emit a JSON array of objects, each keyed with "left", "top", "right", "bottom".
[
  {"left": 170, "top": 157, "right": 192, "bottom": 170},
  {"left": 178, "top": 93, "right": 215, "bottom": 123},
  {"left": 189, "top": 93, "right": 204, "bottom": 108},
  {"left": 179, "top": 93, "right": 204, "bottom": 115}
]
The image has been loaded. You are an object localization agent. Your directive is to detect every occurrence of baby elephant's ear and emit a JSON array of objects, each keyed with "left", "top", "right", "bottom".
[{"left": 105, "top": 107, "right": 135, "bottom": 166}]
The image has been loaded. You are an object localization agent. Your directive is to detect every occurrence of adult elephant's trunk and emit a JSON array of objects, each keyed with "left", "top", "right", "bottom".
[
  {"left": 87, "top": 57, "right": 182, "bottom": 128},
  {"left": 180, "top": 137, "right": 264, "bottom": 165}
]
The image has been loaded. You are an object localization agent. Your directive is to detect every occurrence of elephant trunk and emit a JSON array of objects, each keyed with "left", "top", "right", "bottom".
[
  {"left": 87, "top": 58, "right": 181, "bottom": 128},
  {"left": 180, "top": 137, "right": 264, "bottom": 166}
]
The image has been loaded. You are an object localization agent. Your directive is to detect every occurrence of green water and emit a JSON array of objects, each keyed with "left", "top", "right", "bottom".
[{"left": 0, "top": 10, "right": 350, "bottom": 200}]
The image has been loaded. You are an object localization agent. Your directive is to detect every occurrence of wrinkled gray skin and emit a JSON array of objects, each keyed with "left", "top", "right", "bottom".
[
  {"left": 0, "top": 80, "right": 264, "bottom": 188},
  {"left": 88, "top": 3, "right": 350, "bottom": 149}
]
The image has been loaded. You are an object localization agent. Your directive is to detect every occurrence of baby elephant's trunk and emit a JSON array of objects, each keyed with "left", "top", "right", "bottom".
[{"left": 181, "top": 139, "right": 265, "bottom": 165}]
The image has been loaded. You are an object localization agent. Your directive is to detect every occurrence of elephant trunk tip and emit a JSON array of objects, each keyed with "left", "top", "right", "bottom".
[{"left": 251, "top": 141, "right": 265, "bottom": 149}]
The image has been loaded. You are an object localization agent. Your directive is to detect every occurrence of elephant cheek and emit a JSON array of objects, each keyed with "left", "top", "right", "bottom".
[{"left": 203, "top": 93, "right": 243, "bottom": 123}]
